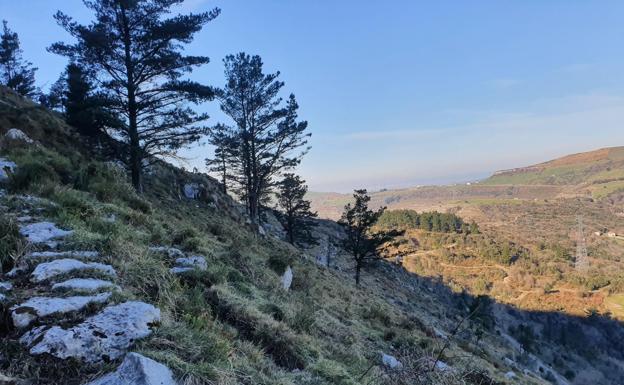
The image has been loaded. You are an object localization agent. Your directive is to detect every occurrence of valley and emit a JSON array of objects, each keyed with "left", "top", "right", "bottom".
[{"left": 311, "top": 147, "right": 624, "bottom": 318}]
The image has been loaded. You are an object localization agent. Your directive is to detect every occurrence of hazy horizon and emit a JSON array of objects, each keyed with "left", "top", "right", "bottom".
[{"left": 3, "top": 0, "right": 624, "bottom": 192}]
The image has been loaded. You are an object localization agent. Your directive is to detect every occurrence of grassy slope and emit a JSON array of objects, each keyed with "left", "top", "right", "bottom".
[{"left": 0, "top": 87, "right": 548, "bottom": 385}]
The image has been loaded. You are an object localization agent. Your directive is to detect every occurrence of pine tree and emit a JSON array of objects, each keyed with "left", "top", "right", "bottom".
[
  {"left": 216, "top": 53, "right": 310, "bottom": 227},
  {"left": 205, "top": 124, "right": 236, "bottom": 194},
  {"left": 276, "top": 173, "right": 317, "bottom": 245},
  {"left": 50, "top": 0, "right": 220, "bottom": 191},
  {"left": 0, "top": 20, "right": 38, "bottom": 98},
  {"left": 339, "top": 189, "right": 399, "bottom": 286}
]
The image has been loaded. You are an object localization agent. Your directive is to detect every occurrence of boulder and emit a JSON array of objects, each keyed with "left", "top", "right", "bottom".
[
  {"left": 381, "top": 353, "right": 402, "bottom": 369},
  {"left": 183, "top": 183, "right": 200, "bottom": 199},
  {"left": 83, "top": 352, "right": 177, "bottom": 385},
  {"left": 0, "top": 158, "right": 16, "bottom": 182},
  {"left": 11, "top": 293, "right": 111, "bottom": 328},
  {"left": 26, "top": 301, "right": 161, "bottom": 363},
  {"left": 281, "top": 266, "right": 293, "bottom": 290},
  {"left": 4, "top": 128, "right": 33, "bottom": 144},
  {"left": 505, "top": 371, "right": 516, "bottom": 379},
  {"left": 19, "top": 222, "right": 73, "bottom": 244},
  {"left": 31, "top": 259, "right": 116, "bottom": 282},
  {"left": 52, "top": 278, "right": 119, "bottom": 293}
]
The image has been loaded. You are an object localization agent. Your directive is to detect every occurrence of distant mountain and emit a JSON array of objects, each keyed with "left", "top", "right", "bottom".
[
  {"left": 309, "top": 146, "right": 624, "bottom": 220},
  {"left": 483, "top": 146, "right": 624, "bottom": 186}
]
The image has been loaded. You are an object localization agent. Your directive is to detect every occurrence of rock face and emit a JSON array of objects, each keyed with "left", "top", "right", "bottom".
[
  {"left": 281, "top": 266, "right": 293, "bottom": 290},
  {"left": 26, "top": 301, "right": 161, "bottom": 363},
  {"left": 84, "top": 353, "right": 177, "bottom": 385},
  {"left": 52, "top": 278, "right": 119, "bottom": 293},
  {"left": 19, "top": 222, "right": 73, "bottom": 244},
  {"left": 11, "top": 293, "right": 111, "bottom": 328},
  {"left": 0, "top": 158, "right": 16, "bottom": 181},
  {"left": 31, "top": 259, "right": 116, "bottom": 282}
]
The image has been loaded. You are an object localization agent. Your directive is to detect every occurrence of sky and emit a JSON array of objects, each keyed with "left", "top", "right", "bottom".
[{"left": 3, "top": 0, "right": 624, "bottom": 192}]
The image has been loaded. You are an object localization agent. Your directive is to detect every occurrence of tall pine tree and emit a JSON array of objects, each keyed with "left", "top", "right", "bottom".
[
  {"left": 0, "top": 20, "right": 38, "bottom": 98},
  {"left": 276, "top": 173, "right": 317, "bottom": 245},
  {"left": 50, "top": 0, "right": 219, "bottom": 191},
  {"left": 216, "top": 53, "right": 310, "bottom": 226}
]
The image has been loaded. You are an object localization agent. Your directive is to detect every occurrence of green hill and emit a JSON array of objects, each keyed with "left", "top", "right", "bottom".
[{"left": 482, "top": 147, "right": 624, "bottom": 186}]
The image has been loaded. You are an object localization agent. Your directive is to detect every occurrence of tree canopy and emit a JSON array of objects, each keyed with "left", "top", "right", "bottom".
[
  {"left": 0, "top": 20, "right": 38, "bottom": 98},
  {"left": 50, "top": 0, "right": 219, "bottom": 191}
]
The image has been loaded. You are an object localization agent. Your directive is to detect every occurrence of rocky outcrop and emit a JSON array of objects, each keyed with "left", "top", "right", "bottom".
[
  {"left": 84, "top": 353, "right": 177, "bottom": 385},
  {"left": 31, "top": 259, "right": 116, "bottom": 282},
  {"left": 11, "top": 293, "right": 111, "bottom": 328},
  {"left": 52, "top": 278, "right": 119, "bottom": 293},
  {"left": 4, "top": 128, "right": 33, "bottom": 144},
  {"left": 19, "top": 222, "right": 73, "bottom": 244},
  {"left": 25, "top": 301, "right": 160, "bottom": 363}
]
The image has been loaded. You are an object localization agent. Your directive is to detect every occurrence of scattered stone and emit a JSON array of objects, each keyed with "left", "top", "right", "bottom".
[
  {"left": 433, "top": 327, "right": 448, "bottom": 340},
  {"left": 31, "top": 259, "right": 116, "bottom": 282},
  {"left": 170, "top": 256, "right": 207, "bottom": 275},
  {"left": 381, "top": 353, "right": 402, "bottom": 369},
  {"left": 148, "top": 246, "right": 185, "bottom": 259},
  {"left": 26, "top": 250, "right": 100, "bottom": 261},
  {"left": 83, "top": 352, "right": 177, "bottom": 385},
  {"left": 281, "top": 266, "right": 293, "bottom": 290},
  {"left": 52, "top": 278, "right": 119, "bottom": 293},
  {"left": 505, "top": 371, "right": 516, "bottom": 379},
  {"left": 434, "top": 360, "right": 451, "bottom": 372},
  {"left": 4, "top": 128, "right": 33, "bottom": 144},
  {"left": 27, "top": 301, "right": 161, "bottom": 363},
  {"left": 0, "top": 293, "right": 5, "bottom": 302},
  {"left": 0, "top": 158, "right": 16, "bottom": 181},
  {"left": 0, "top": 372, "right": 17, "bottom": 385},
  {"left": 16, "top": 215, "right": 33, "bottom": 223},
  {"left": 11, "top": 293, "right": 111, "bottom": 328},
  {"left": 19, "top": 222, "right": 73, "bottom": 244}
]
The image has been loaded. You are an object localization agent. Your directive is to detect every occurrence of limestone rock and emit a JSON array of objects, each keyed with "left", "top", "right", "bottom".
[
  {"left": 83, "top": 352, "right": 177, "bottom": 385},
  {"left": 148, "top": 246, "right": 185, "bottom": 259},
  {"left": 19, "top": 222, "right": 73, "bottom": 244},
  {"left": 31, "top": 259, "right": 116, "bottom": 282},
  {"left": 381, "top": 353, "right": 402, "bottom": 369},
  {"left": 0, "top": 282, "right": 12, "bottom": 291},
  {"left": 26, "top": 250, "right": 100, "bottom": 261},
  {"left": 52, "top": 278, "right": 119, "bottom": 293},
  {"left": 27, "top": 301, "right": 161, "bottom": 363},
  {"left": 170, "top": 255, "right": 207, "bottom": 274},
  {"left": 183, "top": 183, "right": 200, "bottom": 199},
  {"left": 4, "top": 128, "right": 33, "bottom": 144},
  {"left": 11, "top": 293, "right": 111, "bottom": 328},
  {"left": 0, "top": 158, "right": 16, "bottom": 182},
  {"left": 281, "top": 266, "right": 293, "bottom": 290}
]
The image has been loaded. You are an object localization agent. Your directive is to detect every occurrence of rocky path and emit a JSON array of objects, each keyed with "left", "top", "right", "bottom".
[{"left": 0, "top": 190, "right": 179, "bottom": 384}]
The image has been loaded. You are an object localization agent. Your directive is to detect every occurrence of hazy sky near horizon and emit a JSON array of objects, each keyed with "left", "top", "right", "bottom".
[{"left": 3, "top": 0, "right": 624, "bottom": 192}]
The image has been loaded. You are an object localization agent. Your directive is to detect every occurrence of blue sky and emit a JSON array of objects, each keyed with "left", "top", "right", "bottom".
[{"left": 3, "top": 1, "right": 624, "bottom": 192}]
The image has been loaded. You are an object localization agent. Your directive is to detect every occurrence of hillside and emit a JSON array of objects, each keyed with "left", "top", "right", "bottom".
[
  {"left": 483, "top": 147, "right": 624, "bottom": 187},
  {"left": 1, "top": 87, "right": 624, "bottom": 385}
]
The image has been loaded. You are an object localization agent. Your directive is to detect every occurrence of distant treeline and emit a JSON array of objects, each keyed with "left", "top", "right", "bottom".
[{"left": 376, "top": 209, "right": 479, "bottom": 234}]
